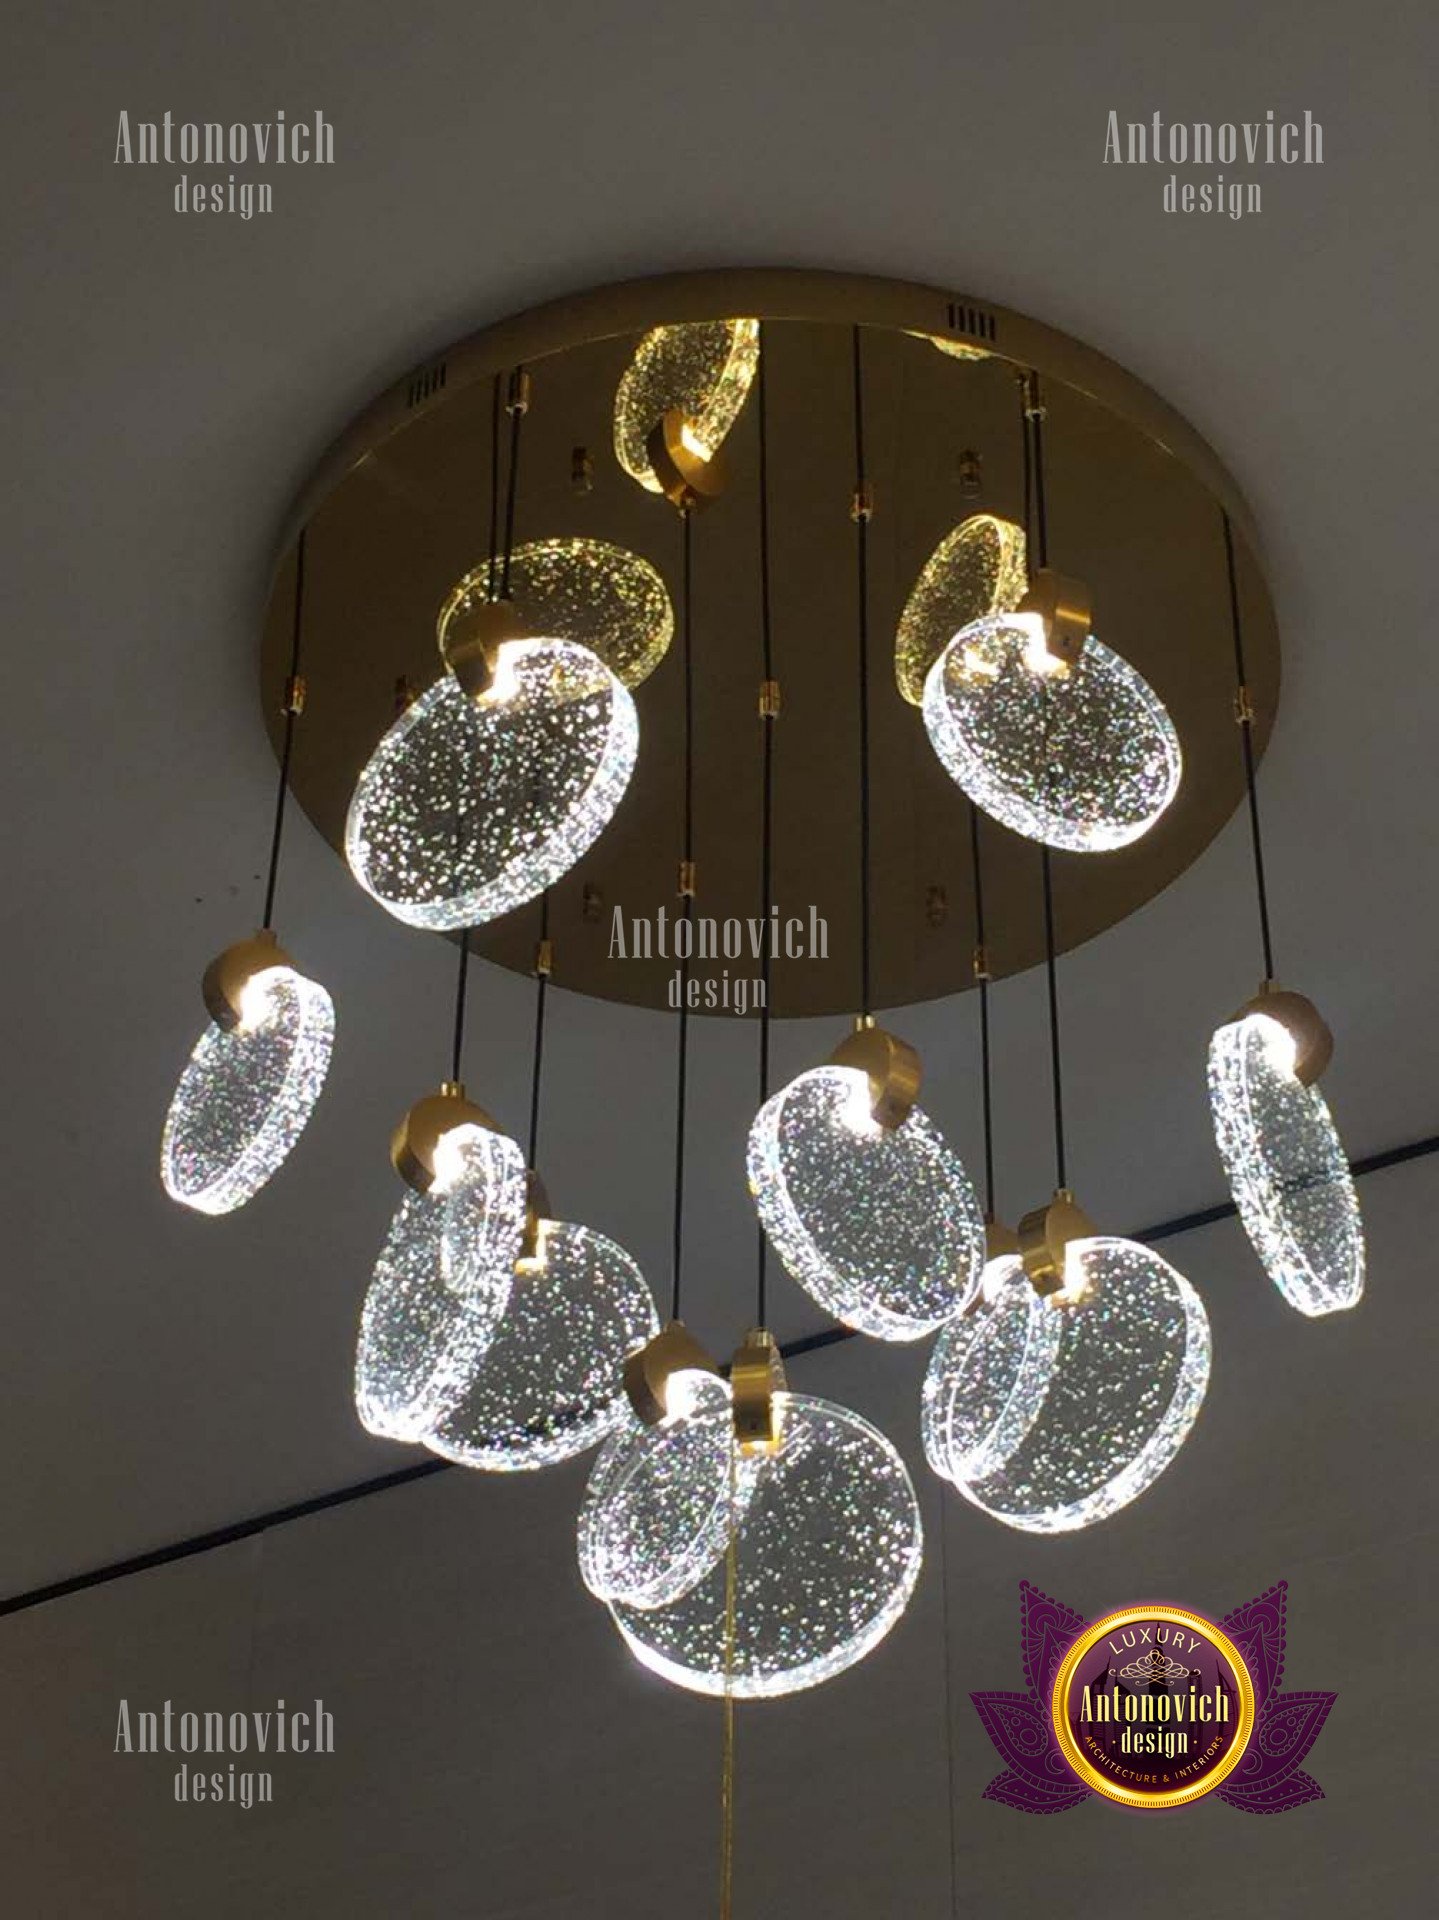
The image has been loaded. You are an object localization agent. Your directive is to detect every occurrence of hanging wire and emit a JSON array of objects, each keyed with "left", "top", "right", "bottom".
[
  {"left": 498, "top": 366, "right": 528, "bottom": 600},
  {"left": 260, "top": 528, "right": 307, "bottom": 931},
  {"left": 452, "top": 366, "right": 529, "bottom": 1084},
  {"left": 968, "top": 803, "right": 997, "bottom": 1222},
  {"left": 937, "top": 1494, "right": 961, "bottom": 1920},
  {"left": 1022, "top": 372, "right": 1069, "bottom": 1193},
  {"left": 486, "top": 373, "right": 502, "bottom": 599},
  {"left": 1222, "top": 509, "right": 1277, "bottom": 982},
  {"left": 754, "top": 329, "right": 777, "bottom": 1328},
  {"left": 850, "top": 326, "right": 874, "bottom": 1019},
  {"left": 670, "top": 506, "right": 696, "bottom": 1323},
  {"left": 527, "top": 892, "right": 551, "bottom": 1169}
]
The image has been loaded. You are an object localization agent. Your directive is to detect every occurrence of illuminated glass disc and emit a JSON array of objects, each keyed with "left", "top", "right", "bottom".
[
  {"left": 160, "top": 966, "right": 334, "bottom": 1215},
  {"left": 345, "top": 638, "right": 638, "bottom": 930},
  {"left": 425, "top": 1221, "right": 658, "bottom": 1472},
  {"left": 438, "top": 538, "right": 673, "bottom": 690},
  {"left": 578, "top": 1375, "right": 760, "bottom": 1612},
  {"left": 1208, "top": 1013, "right": 1364, "bottom": 1316},
  {"left": 922, "top": 1240, "right": 1211, "bottom": 1532},
  {"left": 894, "top": 515, "right": 1028, "bottom": 704},
  {"left": 922, "top": 614, "right": 1182, "bottom": 852},
  {"left": 354, "top": 1129, "right": 527, "bottom": 1442},
  {"left": 608, "top": 1393, "right": 923, "bottom": 1699},
  {"left": 613, "top": 319, "right": 760, "bottom": 493},
  {"left": 747, "top": 1066, "right": 985, "bottom": 1341}
]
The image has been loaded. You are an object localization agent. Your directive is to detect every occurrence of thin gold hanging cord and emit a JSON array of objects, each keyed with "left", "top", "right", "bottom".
[
  {"left": 937, "top": 1493, "right": 960, "bottom": 1918},
  {"left": 718, "top": 1431, "right": 739, "bottom": 1920}
]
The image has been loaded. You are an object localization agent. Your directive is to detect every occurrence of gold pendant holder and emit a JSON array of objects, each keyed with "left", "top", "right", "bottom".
[
  {"left": 1015, "top": 568, "right": 1091, "bottom": 674},
  {"left": 646, "top": 408, "right": 728, "bottom": 512},
  {"left": 1235, "top": 983, "right": 1334, "bottom": 1086},
  {"left": 829, "top": 1018, "right": 922, "bottom": 1129},
  {"left": 1017, "top": 1188, "right": 1096, "bottom": 1302},
  {"left": 390, "top": 1081, "right": 503, "bottom": 1195},
  {"left": 623, "top": 1321, "right": 722, "bottom": 1427},
  {"left": 436, "top": 591, "right": 528, "bottom": 700},
  {"left": 202, "top": 929, "right": 290, "bottom": 1032},
  {"left": 984, "top": 1216, "right": 1022, "bottom": 1264},
  {"left": 515, "top": 1169, "right": 553, "bottom": 1274},
  {"left": 731, "top": 1329, "right": 787, "bottom": 1456}
]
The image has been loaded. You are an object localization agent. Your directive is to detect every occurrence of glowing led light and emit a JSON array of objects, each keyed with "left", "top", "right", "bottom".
[
  {"left": 921, "top": 614, "right": 1182, "bottom": 852},
  {"left": 606, "top": 1392, "right": 923, "bottom": 1699},
  {"left": 578, "top": 1373, "right": 757, "bottom": 1612},
  {"left": 161, "top": 965, "right": 334, "bottom": 1215},
  {"left": 1208, "top": 1013, "right": 1364, "bottom": 1316},
  {"left": 894, "top": 515, "right": 1028, "bottom": 705},
  {"left": 747, "top": 1066, "right": 985, "bottom": 1341},
  {"left": 613, "top": 319, "right": 760, "bottom": 493},
  {"left": 914, "top": 332, "right": 992, "bottom": 364},
  {"left": 425, "top": 1221, "right": 659, "bottom": 1472},
  {"left": 345, "top": 638, "right": 638, "bottom": 931},
  {"left": 353, "top": 1129, "right": 527, "bottom": 1441},
  {"left": 438, "top": 538, "right": 674, "bottom": 690},
  {"left": 922, "top": 1240, "right": 1211, "bottom": 1532}
]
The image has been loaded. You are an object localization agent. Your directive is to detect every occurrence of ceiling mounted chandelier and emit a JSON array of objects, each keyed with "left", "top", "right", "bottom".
[{"left": 162, "top": 269, "right": 1365, "bottom": 1765}]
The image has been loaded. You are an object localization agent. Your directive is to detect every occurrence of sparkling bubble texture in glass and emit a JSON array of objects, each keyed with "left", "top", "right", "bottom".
[
  {"left": 609, "top": 1393, "right": 922, "bottom": 1698},
  {"left": 425, "top": 1221, "right": 658, "bottom": 1472},
  {"left": 613, "top": 319, "right": 760, "bottom": 493},
  {"left": 345, "top": 639, "right": 638, "bottom": 930},
  {"left": 160, "top": 966, "right": 334, "bottom": 1215},
  {"left": 922, "top": 615, "right": 1182, "bottom": 852},
  {"left": 747, "top": 1066, "right": 985, "bottom": 1340},
  {"left": 439, "top": 538, "right": 673, "bottom": 690},
  {"left": 578, "top": 1375, "right": 761, "bottom": 1612},
  {"left": 923, "top": 1240, "right": 1210, "bottom": 1532},
  {"left": 894, "top": 515, "right": 1028, "bottom": 705},
  {"left": 1208, "top": 1014, "right": 1364, "bottom": 1316},
  {"left": 354, "top": 1130, "right": 528, "bottom": 1442}
]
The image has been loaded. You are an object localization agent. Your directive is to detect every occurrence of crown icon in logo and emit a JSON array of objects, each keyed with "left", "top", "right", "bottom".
[{"left": 1117, "top": 1649, "right": 1194, "bottom": 1682}]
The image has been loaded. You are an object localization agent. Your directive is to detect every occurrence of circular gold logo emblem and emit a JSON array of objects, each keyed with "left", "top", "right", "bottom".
[{"left": 1050, "top": 1603, "right": 1256, "bottom": 1809}]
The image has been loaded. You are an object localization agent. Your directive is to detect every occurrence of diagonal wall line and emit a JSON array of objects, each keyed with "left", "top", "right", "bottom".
[{"left": 4, "top": 1132, "right": 1435, "bottom": 1622}]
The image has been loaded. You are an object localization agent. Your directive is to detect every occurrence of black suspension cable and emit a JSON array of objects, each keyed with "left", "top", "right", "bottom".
[
  {"left": 486, "top": 373, "right": 502, "bottom": 599},
  {"left": 850, "top": 326, "right": 874, "bottom": 1019},
  {"left": 1024, "top": 374, "right": 1069, "bottom": 1193},
  {"left": 260, "top": 527, "right": 307, "bottom": 930},
  {"left": 527, "top": 892, "right": 550, "bottom": 1169},
  {"left": 671, "top": 506, "right": 696, "bottom": 1323},
  {"left": 968, "top": 804, "right": 997, "bottom": 1222},
  {"left": 449, "top": 933, "right": 470, "bottom": 1084},
  {"left": 755, "top": 328, "right": 777, "bottom": 1327},
  {"left": 449, "top": 371, "right": 514, "bottom": 1084},
  {"left": 1222, "top": 509, "right": 1277, "bottom": 982},
  {"left": 498, "top": 366, "right": 527, "bottom": 599}
]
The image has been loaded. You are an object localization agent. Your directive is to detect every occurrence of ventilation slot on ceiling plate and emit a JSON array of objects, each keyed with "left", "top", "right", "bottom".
[
  {"left": 944, "top": 301, "right": 997, "bottom": 344},
  {"left": 405, "top": 362, "right": 448, "bottom": 410}
]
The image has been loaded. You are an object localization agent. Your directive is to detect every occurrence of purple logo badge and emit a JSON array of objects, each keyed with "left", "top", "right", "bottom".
[{"left": 973, "top": 1579, "right": 1335, "bottom": 1814}]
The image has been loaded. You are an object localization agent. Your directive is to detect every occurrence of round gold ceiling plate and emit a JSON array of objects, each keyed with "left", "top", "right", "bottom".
[{"left": 260, "top": 268, "right": 1279, "bottom": 1017}]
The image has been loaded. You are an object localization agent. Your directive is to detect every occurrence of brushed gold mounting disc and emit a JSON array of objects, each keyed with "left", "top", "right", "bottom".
[{"left": 260, "top": 268, "right": 1279, "bottom": 1017}]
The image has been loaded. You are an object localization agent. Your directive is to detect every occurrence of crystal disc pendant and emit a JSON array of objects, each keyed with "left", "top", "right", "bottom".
[
  {"left": 345, "top": 638, "right": 638, "bottom": 931},
  {"left": 578, "top": 1374, "right": 759, "bottom": 1612},
  {"left": 439, "top": 538, "right": 673, "bottom": 691},
  {"left": 1208, "top": 1012, "right": 1364, "bottom": 1316},
  {"left": 161, "top": 964, "right": 334, "bottom": 1215},
  {"left": 424, "top": 1221, "right": 659, "bottom": 1472},
  {"left": 606, "top": 1392, "right": 923, "bottom": 1698},
  {"left": 613, "top": 319, "right": 760, "bottom": 494},
  {"left": 747, "top": 1066, "right": 985, "bottom": 1340},
  {"left": 922, "top": 1239, "right": 1211, "bottom": 1532},
  {"left": 921, "top": 613, "right": 1182, "bottom": 851},
  {"left": 894, "top": 514, "right": 1028, "bottom": 705},
  {"left": 354, "top": 1128, "right": 528, "bottom": 1441}
]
